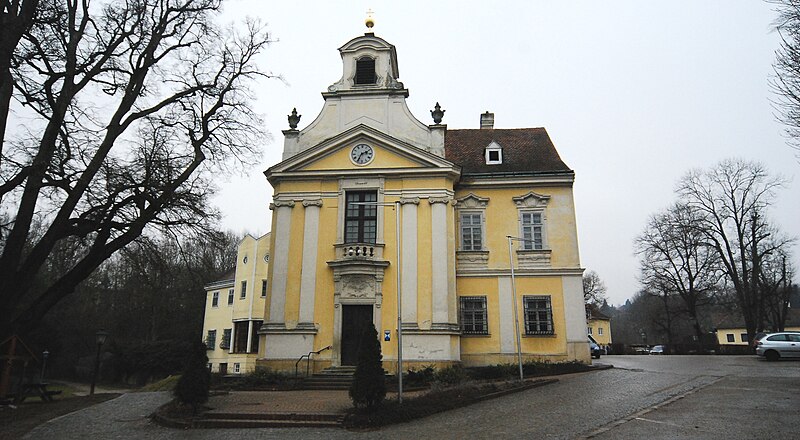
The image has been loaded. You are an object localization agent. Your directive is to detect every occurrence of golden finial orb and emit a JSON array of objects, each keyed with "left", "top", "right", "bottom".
[{"left": 365, "top": 9, "right": 375, "bottom": 30}]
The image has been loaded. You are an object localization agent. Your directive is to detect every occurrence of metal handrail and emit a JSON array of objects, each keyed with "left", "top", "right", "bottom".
[{"left": 294, "top": 345, "right": 332, "bottom": 377}]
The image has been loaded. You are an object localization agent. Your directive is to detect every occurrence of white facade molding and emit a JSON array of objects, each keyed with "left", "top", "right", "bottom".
[
  {"left": 428, "top": 196, "right": 451, "bottom": 205},
  {"left": 512, "top": 191, "right": 551, "bottom": 208},
  {"left": 453, "top": 193, "right": 489, "bottom": 208}
]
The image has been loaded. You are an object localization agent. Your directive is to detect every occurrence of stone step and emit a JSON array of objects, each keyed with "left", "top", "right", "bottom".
[{"left": 195, "top": 418, "right": 343, "bottom": 429}]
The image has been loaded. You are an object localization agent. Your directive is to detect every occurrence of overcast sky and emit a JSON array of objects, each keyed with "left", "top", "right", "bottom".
[{"left": 213, "top": 1, "right": 800, "bottom": 306}]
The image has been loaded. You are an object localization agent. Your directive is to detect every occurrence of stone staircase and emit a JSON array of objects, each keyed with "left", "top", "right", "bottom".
[
  {"left": 196, "top": 412, "right": 345, "bottom": 429},
  {"left": 301, "top": 366, "right": 357, "bottom": 390}
]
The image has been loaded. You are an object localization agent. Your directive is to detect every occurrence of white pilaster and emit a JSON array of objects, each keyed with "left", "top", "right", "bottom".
[
  {"left": 429, "top": 197, "right": 449, "bottom": 323},
  {"left": 268, "top": 201, "right": 294, "bottom": 324},
  {"left": 299, "top": 200, "right": 322, "bottom": 324},
  {"left": 498, "top": 277, "right": 515, "bottom": 353},
  {"left": 562, "top": 274, "right": 587, "bottom": 343},
  {"left": 401, "top": 198, "right": 419, "bottom": 324}
]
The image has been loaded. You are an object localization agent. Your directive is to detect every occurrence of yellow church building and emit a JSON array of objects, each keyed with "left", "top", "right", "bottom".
[
  {"left": 251, "top": 30, "right": 588, "bottom": 374},
  {"left": 203, "top": 29, "right": 588, "bottom": 374}
]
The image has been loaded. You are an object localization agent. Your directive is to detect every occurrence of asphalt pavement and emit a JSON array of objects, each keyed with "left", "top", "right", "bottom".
[{"left": 22, "top": 355, "right": 799, "bottom": 440}]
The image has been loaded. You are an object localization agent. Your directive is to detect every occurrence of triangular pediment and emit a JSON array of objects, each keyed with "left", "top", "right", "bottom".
[{"left": 267, "top": 125, "right": 458, "bottom": 177}]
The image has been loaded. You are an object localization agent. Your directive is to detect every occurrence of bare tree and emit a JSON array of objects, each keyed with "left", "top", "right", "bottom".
[
  {"left": 0, "top": 0, "right": 271, "bottom": 338},
  {"left": 771, "top": 0, "right": 800, "bottom": 157},
  {"left": 677, "top": 158, "right": 794, "bottom": 342},
  {"left": 636, "top": 203, "right": 723, "bottom": 345},
  {"left": 583, "top": 270, "right": 607, "bottom": 305}
]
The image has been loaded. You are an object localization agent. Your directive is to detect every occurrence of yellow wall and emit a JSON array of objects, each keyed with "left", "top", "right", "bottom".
[
  {"left": 202, "top": 233, "right": 270, "bottom": 374},
  {"left": 716, "top": 326, "right": 800, "bottom": 345},
  {"left": 588, "top": 318, "right": 612, "bottom": 345}
]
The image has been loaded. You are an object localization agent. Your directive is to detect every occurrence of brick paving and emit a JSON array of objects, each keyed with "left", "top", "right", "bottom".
[{"left": 206, "top": 390, "right": 352, "bottom": 415}]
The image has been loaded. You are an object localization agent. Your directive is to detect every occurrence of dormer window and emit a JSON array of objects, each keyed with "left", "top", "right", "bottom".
[
  {"left": 485, "top": 141, "right": 503, "bottom": 165},
  {"left": 355, "top": 57, "right": 377, "bottom": 85}
]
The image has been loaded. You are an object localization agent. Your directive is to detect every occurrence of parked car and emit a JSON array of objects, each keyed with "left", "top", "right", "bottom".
[
  {"left": 755, "top": 332, "right": 800, "bottom": 361},
  {"left": 649, "top": 345, "right": 665, "bottom": 355},
  {"left": 588, "top": 335, "right": 601, "bottom": 359}
]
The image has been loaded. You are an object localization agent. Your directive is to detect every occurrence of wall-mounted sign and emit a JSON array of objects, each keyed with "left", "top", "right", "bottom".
[{"left": 384, "top": 330, "right": 391, "bottom": 341}]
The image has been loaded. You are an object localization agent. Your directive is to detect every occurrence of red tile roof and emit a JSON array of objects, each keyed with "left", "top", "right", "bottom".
[{"left": 444, "top": 128, "right": 572, "bottom": 175}]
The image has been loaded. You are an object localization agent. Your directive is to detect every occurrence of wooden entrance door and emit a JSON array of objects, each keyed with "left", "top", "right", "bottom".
[{"left": 341, "top": 305, "right": 373, "bottom": 366}]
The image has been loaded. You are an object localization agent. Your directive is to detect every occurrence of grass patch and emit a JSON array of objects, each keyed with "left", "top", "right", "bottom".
[{"left": 140, "top": 375, "right": 180, "bottom": 392}]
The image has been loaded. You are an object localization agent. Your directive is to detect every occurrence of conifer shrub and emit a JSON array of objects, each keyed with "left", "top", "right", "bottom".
[
  {"left": 349, "top": 322, "right": 386, "bottom": 409},
  {"left": 174, "top": 341, "right": 210, "bottom": 414}
]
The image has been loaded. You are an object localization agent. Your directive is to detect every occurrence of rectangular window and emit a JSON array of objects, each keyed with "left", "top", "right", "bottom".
[
  {"left": 205, "top": 330, "right": 217, "bottom": 350},
  {"left": 598, "top": 327, "right": 604, "bottom": 336},
  {"left": 240, "top": 280, "right": 247, "bottom": 299},
  {"left": 234, "top": 321, "right": 249, "bottom": 353},
  {"left": 459, "top": 296, "right": 488, "bottom": 335},
  {"left": 740, "top": 333, "right": 748, "bottom": 343},
  {"left": 261, "top": 280, "right": 267, "bottom": 297},
  {"left": 211, "top": 292, "right": 219, "bottom": 307},
  {"left": 523, "top": 295, "right": 554, "bottom": 335},
  {"left": 234, "top": 363, "right": 241, "bottom": 374},
  {"left": 221, "top": 328, "right": 232, "bottom": 350},
  {"left": 520, "top": 212, "right": 544, "bottom": 250},
  {"left": 344, "top": 191, "right": 377, "bottom": 243},
  {"left": 250, "top": 320, "right": 262, "bottom": 352},
  {"left": 726, "top": 334, "right": 735, "bottom": 343},
  {"left": 228, "top": 289, "right": 234, "bottom": 306},
  {"left": 587, "top": 327, "right": 592, "bottom": 335},
  {"left": 460, "top": 213, "right": 483, "bottom": 251}
]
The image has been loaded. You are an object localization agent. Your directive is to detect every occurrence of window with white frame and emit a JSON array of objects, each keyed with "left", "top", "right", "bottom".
[
  {"left": 240, "top": 280, "right": 247, "bottom": 299},
  {"left": 598, "top": 327, "right": 604, "bottom": 335},
  {"left": 459, "top": 296, "right": 488, "bottom": 335},
  {"left": 484, "top": 141, "right": 503, "bottom": 165},
  {"left": 460, "top": 212, "right": 483, "bottom": 251},
  {"left": 261, "top": 280, "right": 267, "bottom": 297},
  {"left": 344, "top": 191, "right": 377, "bottom": 244},
  {"left": 587, "top": 327, "right": 592, "bottom": 335},
  {"left": 523, "top": 295, "right": 554, "bottom": 335},
  {"left": 211, "top": 292, "right": 219, "bottom": 307},
  {"left": 234, "top": 363, "right": 241, "bottom": 374},
  {"left": 227, "top": 289, "right": 234, "bottom": 306},
  {"left": 205, "top": 330, "right": 216, "bottom": 350},
  {"left": 520, "top": 211, "right": 544, "bottom": 250}
]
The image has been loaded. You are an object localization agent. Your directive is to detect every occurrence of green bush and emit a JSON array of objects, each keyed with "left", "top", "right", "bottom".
[
  {"left": 467, "top": 363, "right": 517, "bottom": 380},
  {"left": 349, "top": 323, "right": 386, "bottom": 409},
  {"left": 405, "top": 365, "right": 436, "bottom": 386},
  {"left": 433, "top": 364, "right": 467, "bottom": 386},
  {"left": 522, "top": 360, "right": 587, "bottom": 376},
  {"left": 174, "top": 342, "right": 210, "bottom": 413}
]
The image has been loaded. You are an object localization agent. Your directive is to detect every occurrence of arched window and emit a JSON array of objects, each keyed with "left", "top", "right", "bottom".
[{"left": 355, "top": 57, "right": 376, "bottom": 85}]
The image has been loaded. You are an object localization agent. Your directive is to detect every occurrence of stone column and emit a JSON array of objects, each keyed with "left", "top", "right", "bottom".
[
  {"left": 298, "top": 199, "right": 322, "bottom": 327},
  {"left": 267, "top": 200, "right": 294, "bottom": 325},
  {"left": 429, "top": 197, "right": 450, "bottom": 324},
  {"left": 400, "top": 197, "right": 419, "bottom": 326}
]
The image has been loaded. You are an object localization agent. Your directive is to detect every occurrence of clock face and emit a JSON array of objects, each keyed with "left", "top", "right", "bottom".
[{"left": 351, "top": 143, "right": 374, "bottom": 165}]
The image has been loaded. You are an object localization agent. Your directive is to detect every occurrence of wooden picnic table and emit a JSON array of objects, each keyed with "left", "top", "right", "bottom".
[{"left": 14, "top": 382, "right": 62, "bottom": 403}]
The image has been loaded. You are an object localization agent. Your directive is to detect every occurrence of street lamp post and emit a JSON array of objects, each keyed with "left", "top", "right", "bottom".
[
  {"left": 507, "top": 235, "right": 536, "bottom": 382},
  {"left": 90, "top": 330, "right": 109, "bottom": 395},
  {"left": 40, "top": 350, "right": 49, "bottom": 383}
]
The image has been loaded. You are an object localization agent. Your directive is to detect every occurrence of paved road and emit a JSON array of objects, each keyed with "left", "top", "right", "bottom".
[{"left": 24, "top": 355, "right": 799, "bottom": 439}]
